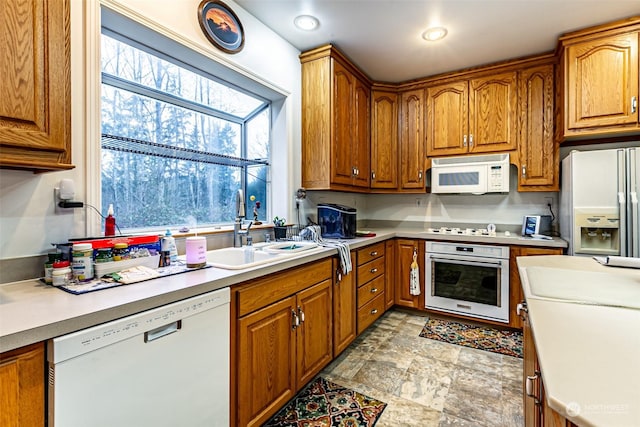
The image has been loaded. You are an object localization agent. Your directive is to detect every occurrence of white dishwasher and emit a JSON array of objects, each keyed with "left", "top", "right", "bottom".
[{"left": 48, "top": 287, "right": 230, "bottom": 427}]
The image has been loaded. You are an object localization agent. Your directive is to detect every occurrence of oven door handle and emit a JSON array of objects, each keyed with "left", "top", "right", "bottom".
[{"left": 428, "top": 256, "right": 504, "bottom": 269}]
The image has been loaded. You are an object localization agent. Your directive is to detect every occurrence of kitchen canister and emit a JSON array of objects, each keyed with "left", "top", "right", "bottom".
[
  {"left": 185, "top": 236, "right": 207, "bottom": 268},
  {"left": 72, "top": 243, "right": 94, "bottom": 282},
  {"left": 51, "top": 261, "right": 73, "bottom": 286}
]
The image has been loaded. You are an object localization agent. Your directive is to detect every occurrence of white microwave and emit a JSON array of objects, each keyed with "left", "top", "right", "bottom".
[{"left": 430, "top": 153, "right": 510, "bottom": 195}]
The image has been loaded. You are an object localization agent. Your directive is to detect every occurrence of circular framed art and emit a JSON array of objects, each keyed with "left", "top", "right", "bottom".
[{"left": 197, "top": 0, "right": 245, "bottom": 54}]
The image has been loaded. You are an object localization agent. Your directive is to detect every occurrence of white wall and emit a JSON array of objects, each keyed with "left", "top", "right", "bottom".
[{"left": 0, "top": 0, "right": 302, "bottom": 259}]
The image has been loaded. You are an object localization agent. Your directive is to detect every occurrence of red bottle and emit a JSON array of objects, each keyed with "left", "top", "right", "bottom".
[{"left": 105, "top": 204, "right": 116, "bottom": 236}]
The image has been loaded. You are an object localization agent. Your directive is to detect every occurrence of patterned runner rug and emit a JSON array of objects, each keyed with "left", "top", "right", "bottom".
[
  {"left": 263, "top": 376, "right": 387, "bottom": 427},
  {"left": 419, "top": 318, "right": 523, "bottom": 358}
]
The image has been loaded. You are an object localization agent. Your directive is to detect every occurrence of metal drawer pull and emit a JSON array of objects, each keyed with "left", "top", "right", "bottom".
[
  {"left": 469, "top": 134, "right": 473, "bottom": 146},
  {"left": 371, "top": 171, "right": 376, "bottom": 180},
  {"left": 632, "top": 96, "right": 637, "bottom": 113},
  {"left": 292, "top": 309, "right": 300, "bottom": 330},
  {"left": 522, "top": 165, "right": 526, "bottom": 178},
  {"left": 370, "top": 251, "right": 378, "bottom": 256},
  {"left": 144, "top": 320, "right": 181, "bottom": 343},
  {"left": 298, "top": 306, "right": 305, "bottom": 323},
  {"left": 418, "top": 170, "right": 423, "bottom": 180},
  {"left": 526, "top": 375, "right": 538, "bottom": 398},
  {"left": 370, "top": 309, "right": 378, "bottom": 315},
  {"left": 463, "top": 135, "right": 467, "bottom": 146},
  {"left": 370, "top": 268, "right": 378, "bottom": 273},
  {"left": 370, "top": 288, "right": 378, "bottom": 293}
]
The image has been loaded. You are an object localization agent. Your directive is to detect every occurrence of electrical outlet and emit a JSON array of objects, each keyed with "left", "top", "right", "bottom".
[{"left": 544, "top": 197, "right": 553, "bottom": 206}]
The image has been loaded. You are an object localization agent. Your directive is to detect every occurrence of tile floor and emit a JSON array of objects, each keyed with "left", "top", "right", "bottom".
[{"left": 320, "top": 309, "right": 524, "bottom": 427}]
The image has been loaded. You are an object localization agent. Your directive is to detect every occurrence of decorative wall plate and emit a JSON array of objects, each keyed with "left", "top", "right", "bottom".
[{"left": 197, "top": 0, "right": 245, "bottom": 54}]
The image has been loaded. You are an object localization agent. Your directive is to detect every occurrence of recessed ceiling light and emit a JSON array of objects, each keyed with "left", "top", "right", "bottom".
[
  {"left": 422, "top": 27, "right": 448, "bottom": 41},
  {"left": 294, "top": 15, "right": 320, "bottom": 31}
]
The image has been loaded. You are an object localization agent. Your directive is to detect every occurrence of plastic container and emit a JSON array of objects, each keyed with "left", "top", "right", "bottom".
[
  {"left": 185, "top": 236, "right": 207, "bottom": 268},
  {"left": 51, "top": 261, "right": 73, "bottom": 286},
  {"left": 161, "top": 230, "right": 178, "bottom": 265},
  {"left": 44, "top": 251, "right": 61, "bottom": 284},
  {"left": 95, "top": 248, "right": 113, "bottom": 263},
  {"left": 72, "top": 243, "right": 94, "bottom": 282},
  {"left": 113, "top": 243, "right": 130, "bottom": 261}
]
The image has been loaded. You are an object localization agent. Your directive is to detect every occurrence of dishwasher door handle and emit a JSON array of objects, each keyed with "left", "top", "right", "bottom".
[{"left": 144, "top": 320, "right": 182, "bottom": 343}]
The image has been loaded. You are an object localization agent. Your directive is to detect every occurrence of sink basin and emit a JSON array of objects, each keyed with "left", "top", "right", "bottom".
[
  {"left": 205, "top": 247, "right": 289, "bottom": 270},
  {"left": 263, "top": 242, "right": 318, "bottom": 253},
  {"left": 526, "top": 267, "right": 640, "bottom": 310}
]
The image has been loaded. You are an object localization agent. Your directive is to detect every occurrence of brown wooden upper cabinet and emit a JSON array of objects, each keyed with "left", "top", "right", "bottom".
[
  {"left": 399, "top": 89, "right": 426, "bottom": 190},
  {"left": 370, "top": 90, "right": 399, "bottom": 190},
  {"left": 0, "top": 0, "right": 73, "bottom": 172},
  {"left": 426, "top": 72, "right": 518, "bottom": 157},
  {"left": 558, "top": 18, "right": 640, "bottom": 138},
  {"left": 517, "top": 62, "right": 558, "bottom": 191},
  {"left": 301, "top": 45, "right": 370, "bottom": 192}
]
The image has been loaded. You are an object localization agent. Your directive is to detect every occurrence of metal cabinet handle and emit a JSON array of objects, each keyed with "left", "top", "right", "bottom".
[
  {"left": 418, "top": 170, "right": 423, "bottom": 181},
  {"left": 522, "top": 165, "right": 527, "bottom": 178},
  {"left": 370, "top": 251, "right": 378, "bottom": 256},
  {"left": 292, "top": 309, "right": 299, "bottom": 330},
  {"left": 469, "top": 134, "right": 474, "bottom": 146},
  {"left": 370, "top": 309, "right": 378, "bottom": 315},
  {"left": 370, "top": 288, "right": 378, "bottom": 293},
  {"left": 516, "top": 302, "right": 528, "bottom": 316},
  {"left": 298, "top": 306, "right": 305, "bottom": 323},
  {"left": 371, "top": 171, "right": 376, "bottom": 180},
  {"left": 463, "top": 135, "right": 467, "bottom": 147},
  {"left": 526, "top": 374, "right": 539, "bottom": 399},
  {"left": 370, "top": 268, "right": 378, "bottom": 274},
  {"left": 633, "top": 96, "right": 637, "bottom": 113},
  {"left": 336, "top": 269, "right": 342, "bottom": 284}
]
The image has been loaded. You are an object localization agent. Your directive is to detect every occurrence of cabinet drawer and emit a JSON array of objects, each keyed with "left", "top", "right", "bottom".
[
  {"left": 357, "top": 243, "right": 385, "bottom": 266},
  {"left": 357, "top": 275, "right": 384, "bottom": 308},
  {"left": 357, "top": 292, "right": 385, "bottom": 334},
  {"left": 357, "top": 257, "right": 385, "bottom": 286}
]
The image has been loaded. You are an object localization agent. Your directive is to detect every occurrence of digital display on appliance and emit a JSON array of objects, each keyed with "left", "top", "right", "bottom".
[{"left": 524, "top": 216, "right": 537, "bottom": 236}]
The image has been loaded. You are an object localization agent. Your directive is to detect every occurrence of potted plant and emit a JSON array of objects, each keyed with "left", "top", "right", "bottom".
[{"left": 273, "top": 216, "right": 287, "bottom": 240}]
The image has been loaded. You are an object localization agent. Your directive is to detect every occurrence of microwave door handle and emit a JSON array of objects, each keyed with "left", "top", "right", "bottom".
[{"left": 428, "top": 256, "right": 502, "bottom": 269}]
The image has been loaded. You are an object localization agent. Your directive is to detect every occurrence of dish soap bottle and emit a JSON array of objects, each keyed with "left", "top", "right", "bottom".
[
  {"left": 105, "top": 204, "right": 116, "bottom": 236},
  {"left": 162, "top": 229, "right": 178, "bottom": 264}
]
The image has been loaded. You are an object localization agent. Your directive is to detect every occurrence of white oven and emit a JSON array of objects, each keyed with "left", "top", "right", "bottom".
[{"left": 425, "top": 241, "right": 510, "bottom": 323}]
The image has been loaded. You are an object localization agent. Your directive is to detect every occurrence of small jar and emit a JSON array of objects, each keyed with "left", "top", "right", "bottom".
[
  {"left": 113, "top": 243, "right": 130, "bottom": 261},
  {"left": 44, "top": 251, "right": 61, "bottom": 284},
  {"left": 51, "top": 261, "right": 73, "bottom": 286},
  {"left": 72, "top": 243, "right": 94, "bottom": 282},
  {"left": 95, "top": 247, "right": 113, "bottom": 263}
]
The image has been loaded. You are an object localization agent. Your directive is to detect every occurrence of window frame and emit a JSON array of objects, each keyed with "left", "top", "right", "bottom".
[{"left": 97, "top": 12, "right": 276, "bottom": 232}]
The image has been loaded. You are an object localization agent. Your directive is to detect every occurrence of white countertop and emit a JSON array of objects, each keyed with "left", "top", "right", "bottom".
[
  {"left": 0, "top": 228, "right": 566, "bottom": 353},
  {"left": 517, "top": 255, "right": 640, "bottom": 427}
]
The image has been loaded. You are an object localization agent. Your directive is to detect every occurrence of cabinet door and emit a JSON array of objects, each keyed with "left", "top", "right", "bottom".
[
  {"left": 333, "top": 255, "right": 357, "bottom": 356},
  {"left": 426, "top": 80, "right": 468, "bottom": 157},
  {"left": 469, "top": 71, "right": 518, "bottom": 153},
  {"left": 238, "top": 297, "right": 297, "bottom": 427},
  {"left": 395, "top": 239, "right": 424, "bottom": 308},
  {"left": 399, "top": 89, "right": 426, "bottom": 190},
  {"left": 296, "top": 279, "right": 333, "bottom": 387},
  {"left": 0, "top": 343, "right": 45, "bottom": 427},
  {"left": 0, "top": 0, "right": 72, "bottom": 171},
  {"left": 518, "top": 64, "right": 557, "bottom": 190},
  {"left": 353, "top": 78, "right": 371, "bottom": 188},
  {"left": 384, "top": 240, "right": 395, "bottom": 309},
  {"left": 332, "top": 61, "right": 356, "bottom": 186},
  {"left": 522, "top": 309, "right": 543, "bottom": 427},
  {"left": 565, "top": 32, "right": 639, "bottom": 132},
  {"left": 371, "top": 90, "right": 399, "bottom": 189}
]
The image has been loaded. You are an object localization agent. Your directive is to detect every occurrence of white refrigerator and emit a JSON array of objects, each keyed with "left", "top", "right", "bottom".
[{"left": 560, "top": 147, "right": 639, "bottom": 257}]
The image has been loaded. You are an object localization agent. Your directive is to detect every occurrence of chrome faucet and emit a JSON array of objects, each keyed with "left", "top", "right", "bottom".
[{"left": 233, "top": 189, "right": 251, "bottom": 247}]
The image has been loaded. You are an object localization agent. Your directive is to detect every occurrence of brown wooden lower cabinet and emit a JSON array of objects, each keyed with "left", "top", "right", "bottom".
[
  {"left": 0, "top": 342, "right": 45, "bottom": 427},
  {"left": 394, "top": 239, "right": 424, "bottom": 308},
  {"left": 521, "top": 303, "right": 578, "bottom": 427},
  {"left": 234, "top": 259, "right": 333, "bottom": 427},
  {"left": 333, "top": 255, "right": 357, "bottom": 356}
]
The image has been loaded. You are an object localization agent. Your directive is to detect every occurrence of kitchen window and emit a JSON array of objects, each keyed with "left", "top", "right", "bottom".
[{"left": 100, "top": 27, "right": 271, "bottom": 231}]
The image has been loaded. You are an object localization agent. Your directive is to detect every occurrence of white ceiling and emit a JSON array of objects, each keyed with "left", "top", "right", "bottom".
[{"left": 234, "top": 0, "right": 640, "bottom": 82}]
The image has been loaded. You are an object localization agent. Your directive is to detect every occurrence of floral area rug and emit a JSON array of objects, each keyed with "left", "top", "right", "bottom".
[
  {"left": 263, "top": 376, "right": 387, "bottom": 427},
  {"left": 419, "top": 318, "right": 523, "bottom": 358}
]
